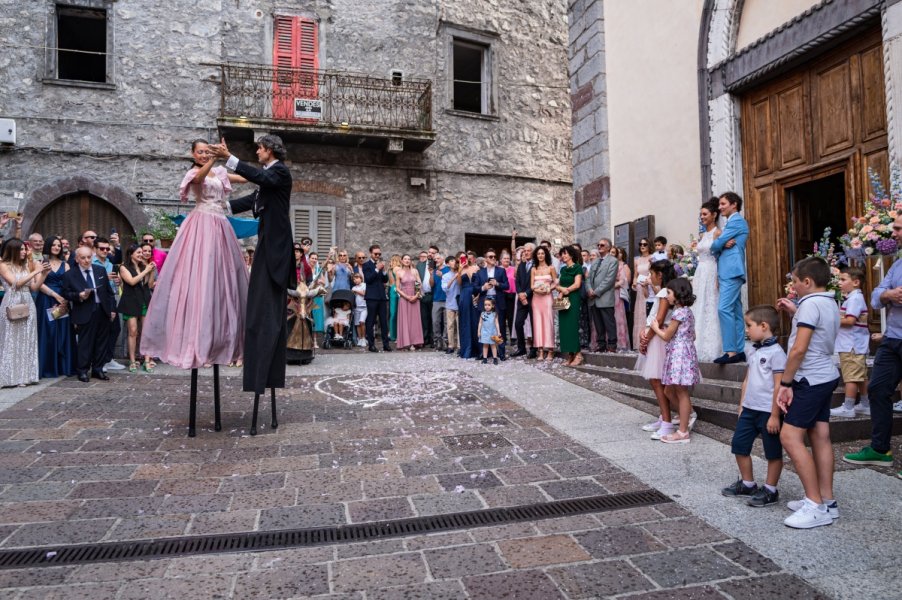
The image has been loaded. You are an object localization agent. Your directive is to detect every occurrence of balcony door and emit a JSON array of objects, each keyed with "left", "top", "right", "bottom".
[{"left": 272, "top": 15, "right": 318, "bottom": 121}]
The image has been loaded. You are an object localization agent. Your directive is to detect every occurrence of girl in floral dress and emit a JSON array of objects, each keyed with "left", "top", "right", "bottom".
[{"left": 651, "top": 278, "right": 700, "bottom": 444}]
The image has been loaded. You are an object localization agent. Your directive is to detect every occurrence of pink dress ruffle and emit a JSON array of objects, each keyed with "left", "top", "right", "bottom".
[{"left": 141, "top": 167, "right": 248, "bottom": 369}]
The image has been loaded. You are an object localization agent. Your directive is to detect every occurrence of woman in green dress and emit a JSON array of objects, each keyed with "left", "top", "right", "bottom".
[
  {"left": 556, "top": 245, "right": 584, "bottom": 367},
  {"left": 387, "top": 254, "right": 401, "bottom": 342}
]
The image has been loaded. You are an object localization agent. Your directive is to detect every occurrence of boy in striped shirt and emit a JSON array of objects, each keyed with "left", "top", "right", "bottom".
[{"left": 830, "top": 267, "right": 870, "bottom": 418}]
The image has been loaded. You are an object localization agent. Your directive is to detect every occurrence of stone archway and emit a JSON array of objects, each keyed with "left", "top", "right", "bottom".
[{"left": 22, "top": 176, "right": 148, "bottom": 240}]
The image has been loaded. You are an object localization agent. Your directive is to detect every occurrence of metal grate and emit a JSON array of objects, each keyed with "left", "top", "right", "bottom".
[{"left": 0, "top": 490, "right": 670, "bottom": 570}]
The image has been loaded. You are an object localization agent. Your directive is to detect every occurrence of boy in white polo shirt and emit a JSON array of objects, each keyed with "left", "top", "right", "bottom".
[
  {"left": 721, "top": 305, "right": 786, "bottom": 507},
  {"left": 775, "top": 257, "right": 841, "bottom": 529},
  {"left": 830, "top": 267, "right": 870, "bottom": 417}
]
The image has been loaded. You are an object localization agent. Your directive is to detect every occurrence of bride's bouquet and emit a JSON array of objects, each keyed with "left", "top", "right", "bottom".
[{"left": 675, "top": 235, "right": 699, "bottom": 279}]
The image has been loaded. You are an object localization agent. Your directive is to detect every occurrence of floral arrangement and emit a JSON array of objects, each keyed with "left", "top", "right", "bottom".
[
  {"left": 841, "top": 168, "right": 900, "bottom": 258},
  {"left": 675, "top": 234, "right": 699, "bottom": 278},
  {"left": 785, "top": 227, "right": 843, "bottom": 303}
]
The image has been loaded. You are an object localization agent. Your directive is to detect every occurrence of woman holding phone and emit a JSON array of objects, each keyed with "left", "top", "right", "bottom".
[{"left": 457, "top": 252, "right": 480, "bottom": 358}]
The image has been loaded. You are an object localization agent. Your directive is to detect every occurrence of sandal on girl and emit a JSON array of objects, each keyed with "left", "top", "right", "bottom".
[
  {"left": 142, "top": 361, "right": 154, "bottom": 374},
  {"left": 128, "top": 362, "right": 138, "bottom": 373}
]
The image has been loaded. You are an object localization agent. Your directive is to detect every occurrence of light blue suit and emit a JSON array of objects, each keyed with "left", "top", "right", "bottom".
[{"left": 711, "top": 212, "right": 749, "bottom": 353}]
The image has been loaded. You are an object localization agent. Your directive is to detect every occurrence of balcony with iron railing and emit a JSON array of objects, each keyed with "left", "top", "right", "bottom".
[{"left": 216, "top": 63, "right": 435, "bottom": 152}]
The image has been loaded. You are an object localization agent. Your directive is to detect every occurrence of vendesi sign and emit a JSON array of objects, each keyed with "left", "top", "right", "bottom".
[{"left": 294, "top": 99, "right": 323, "bottom": 120}]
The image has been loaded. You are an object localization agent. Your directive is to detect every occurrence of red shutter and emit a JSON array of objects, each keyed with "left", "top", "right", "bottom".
[{"left": 272, "top": 16, "right": 319, "bottom": 120}]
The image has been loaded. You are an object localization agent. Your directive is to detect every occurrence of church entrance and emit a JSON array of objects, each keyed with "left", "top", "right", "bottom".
[{"left": 739, "top": 28, "right": 888, "bottom": 308}]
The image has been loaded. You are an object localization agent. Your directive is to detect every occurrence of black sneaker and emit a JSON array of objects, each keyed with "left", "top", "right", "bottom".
[
  {"left": 493, "top": 358, "right": 499, "bottom": 365},
  {"left": 721, "top": 479, "right": 757, "bottom": 497},
  {"left": 747, "top": 486, "right": 779, "bottom": 507},
  {"left": 481, "top": 358, "right": 487, "bottom": 364}
]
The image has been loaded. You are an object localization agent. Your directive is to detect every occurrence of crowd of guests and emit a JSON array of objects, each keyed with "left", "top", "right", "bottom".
[{"left": 290, "top": 233, "right": 640, "bottom": 367}]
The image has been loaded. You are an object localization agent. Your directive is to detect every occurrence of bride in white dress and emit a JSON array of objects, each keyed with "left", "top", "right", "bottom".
[{"left": 692, "top": 199, "right": 722, "bottom": 362}]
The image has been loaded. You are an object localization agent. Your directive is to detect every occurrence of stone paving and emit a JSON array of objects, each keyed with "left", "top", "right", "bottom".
[{"left": 0, "top": 356, "right": 834, "bottom": 599}]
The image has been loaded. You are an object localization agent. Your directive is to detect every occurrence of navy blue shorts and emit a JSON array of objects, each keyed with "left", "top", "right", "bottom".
[
  {"left": 731, "top": 408, "right": 783, "bottom": 460},
  {"left": 784, "top": 377, "right": 840, "bottom": 430}
]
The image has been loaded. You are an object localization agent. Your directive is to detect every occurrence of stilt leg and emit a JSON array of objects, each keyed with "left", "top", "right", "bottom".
[
  {"left": 188, "top": 368, "right": 198, "bottom": 437},
  {"left": 213, "top": 365, "right": 222, "bottom": 432},
  {"left": 270, "top": 387, "right": 278, "bottom": 430},
  {"left": 250, "top": 392, "right": 260, "bottom": 436}
]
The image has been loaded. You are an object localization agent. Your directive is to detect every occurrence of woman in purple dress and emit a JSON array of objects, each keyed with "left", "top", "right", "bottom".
[
  {"left": 394, "top": 254, "right": 424, "bottom": 350},
  {"left": 141, "top": 140, "right": 249, "bottom": 369}
]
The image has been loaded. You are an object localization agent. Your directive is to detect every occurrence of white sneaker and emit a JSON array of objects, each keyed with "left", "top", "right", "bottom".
[
  {"left": 894, "top": 400, "right": 902, "bottom": 413},
  {"left": 830, "top": 406, "right": 857, "bottom": 418},
  {"left": 641, "top": 418, "right": 663, "bottom": 432},
  {"left": 687, "top": 412, "right": 697, "bottom": 431},
  {"left": 854, "top": 404, "right": 871, "bottom": 416},
  {"left": 784, "top": 502, "right": 833, "bottom": 529},
  {"left": 104, "top": 360, "right": 125, "bottom": 371},
  {"left": 786, "top": 499, "right": 839, "bottom": 519}
]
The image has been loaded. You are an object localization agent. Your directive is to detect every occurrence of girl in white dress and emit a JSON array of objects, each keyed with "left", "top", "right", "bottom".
[{"left": 691, "top": 199, "right": 723, "bottom": 362}]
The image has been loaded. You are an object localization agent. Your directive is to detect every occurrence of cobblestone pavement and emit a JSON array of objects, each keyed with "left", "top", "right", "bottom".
[{"left": 0, "top": 354, "right": 832, "bottom": 599}]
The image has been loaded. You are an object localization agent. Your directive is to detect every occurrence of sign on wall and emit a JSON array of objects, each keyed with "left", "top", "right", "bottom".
[{"left": 294, "top": 99, "right": 323, "bottom": 120}]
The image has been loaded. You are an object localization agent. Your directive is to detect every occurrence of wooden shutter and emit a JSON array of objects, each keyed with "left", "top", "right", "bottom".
[
  {"left": 314, "top": 207, "right": 335, "bottom": 255},
  {"left": 292, "top": 207, "right": 312, "bottom": 242},
  {"left": 272, "top": 16, "right": 318, "bottom": 120}
]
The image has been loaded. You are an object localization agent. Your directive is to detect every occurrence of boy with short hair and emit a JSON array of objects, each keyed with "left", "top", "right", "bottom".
[
  {"left": 830, "top": 267, "right": 870, "bottom": 418},
  {"left": 775, "top": 257, "right": 841, "bottom": 528},
  {"left": 651, "top": 236, "right": 668, "bottom": 262},
  {"left": 721, "top": 305, "right": 785, "bottom": 507}
]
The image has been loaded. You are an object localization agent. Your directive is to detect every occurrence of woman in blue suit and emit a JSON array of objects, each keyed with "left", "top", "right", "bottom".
[{"left": 457, "top": 253, "right": 480, "bottom": 358}]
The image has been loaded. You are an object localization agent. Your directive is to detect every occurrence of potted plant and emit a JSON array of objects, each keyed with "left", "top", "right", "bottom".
[{"left": 142, "top": 209, "right": 180, "bottom": 249}]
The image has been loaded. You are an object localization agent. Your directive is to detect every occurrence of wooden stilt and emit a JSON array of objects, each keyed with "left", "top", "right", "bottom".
[
  {"left": 270, "top": 387, "right": 278, "bottom": 430},
  {"left": 188, "top": 368, "right": 198, "bottom": 437},
  {"left": 250, "top": 392, "right": 260, "bottom": 436},
  {"left": 213, "top": 365, "right": 222, "bottom": 432}
]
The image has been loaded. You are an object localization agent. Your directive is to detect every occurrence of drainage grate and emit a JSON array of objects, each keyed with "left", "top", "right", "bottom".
[{"left": 0, "top": 489, "right": 670, "bottom": 570}]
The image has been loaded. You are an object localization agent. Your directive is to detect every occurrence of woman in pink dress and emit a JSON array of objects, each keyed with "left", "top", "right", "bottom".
[
  {"left": 530, "top": 246, "right": 557, "bottom": 362},
  {"left": 613, "top": 247, "right": 632, "bottom": 351},
  {"left": 394, "top": 254, "right": 424, "bottom": 350},
  {"left": 632, "top": 238, "right": 653, "bottom": 350},
  {"left": 141, "top": 140, "right": 249, "bottom": 369}
]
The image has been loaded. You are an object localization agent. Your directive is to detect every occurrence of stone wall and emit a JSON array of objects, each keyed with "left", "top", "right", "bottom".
[
  {"left": 0, "top": 0, "right": 572, "bottom": 253},
  {"left": 568, "top": 0, "right": 609, "bottom": 246}
]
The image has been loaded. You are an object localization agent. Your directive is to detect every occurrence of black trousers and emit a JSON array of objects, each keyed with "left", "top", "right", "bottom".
[
  {"left": 420, "top": 294, "right": 433, "bottom": 345},
  {"left": 590, "top": 305, "right": 616, "bottom": 351},
  {"left": 243, "top": 270, "right": 288, "bottom": 394},
  {"left": 75, "top": 307, "right": 111, "bottom": 376},
  {"left": 104, "top": 314, "right": 121, "bottom": 364},
  {"left": 366, "top": 298, "right": 390, "bottom": 348},
  {"left": 515, "top": 300, "right": 532, "bottom": 352},
  {"left": 867, "top": 338, "right": 902, "bottom": 453},
  {"left": 503, "top": 293, "right": 515, "bottom": 339}
]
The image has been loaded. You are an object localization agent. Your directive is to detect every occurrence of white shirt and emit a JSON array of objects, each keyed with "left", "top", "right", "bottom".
[
  {"left": 352, "top": 283, "right": 367, "bottom": 309},
  {"left": 788, "top": 291, "right": 840, "bottom": 385},
  {"left": 835, "top": 289, "right": 869, "bottom": 354},
  {"left": 486, "top": 266, "right": 496, "bottom": 297},
  {"left": 743, "top": 342, "right": 786, "bottom": 413}
]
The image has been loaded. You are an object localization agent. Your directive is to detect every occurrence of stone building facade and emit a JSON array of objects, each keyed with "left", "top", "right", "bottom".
[
  {"left": 568, "top": 0, "right": 609, "bottom": 245},
  {"left": 0, "top": 0, "right": 573, "bottom": 256}
]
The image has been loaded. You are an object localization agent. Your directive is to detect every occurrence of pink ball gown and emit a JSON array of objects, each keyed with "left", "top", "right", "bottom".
[{"left": 141, "top": 166, "right": 248, "bottom": 369}]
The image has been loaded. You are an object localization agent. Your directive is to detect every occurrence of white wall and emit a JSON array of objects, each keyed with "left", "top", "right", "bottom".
[
  {"left": 605, "top": 0, "right": 704, "bottom": 246},
  {"left": 735, "top": 0, "right": 821, "bottom": 50}
]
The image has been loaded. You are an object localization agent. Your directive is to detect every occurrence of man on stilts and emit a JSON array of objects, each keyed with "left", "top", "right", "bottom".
[{"left": 212, "top": 135, "right": 295, "bottom": 434}]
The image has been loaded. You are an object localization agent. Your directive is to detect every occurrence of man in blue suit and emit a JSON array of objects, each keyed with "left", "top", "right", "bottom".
[
  {"left": 474, "top": 249, "right": 510, "bottom": 360},
  {"left": 711, "top": 191, "right": 750, "bottom": 364},
  {"left": 362, "top": 244, "right": 392, "bottom": 352}
]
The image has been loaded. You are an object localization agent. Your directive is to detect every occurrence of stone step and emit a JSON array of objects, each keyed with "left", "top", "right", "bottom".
[
  {"left": 584, "top": 351, "right": 746, "bottom": 382},
  {"left": 574, "top": 364, "right": 902, "bottom": 443}
]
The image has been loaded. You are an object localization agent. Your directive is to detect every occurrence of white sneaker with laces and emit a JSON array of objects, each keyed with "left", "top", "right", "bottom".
[
  {"left": 854, "top": 404, "right": 871, "bottom": 416},
  {"left": 641, "top": 418, "right": 663, "bottom": 432},
  {"left": 894, "top": 400, "right": 902, "bottom": 413},
  {"left": 784, "top": 502, "right": 833, "bottom": 529},
  {"left": 786, "top": 499, "right": 839, "bottom": 519},
  {"left": 830, "top": 406, "right": 857, "bottom": 418},
  {"left": 104, "top": 360, "right": 125, "bottom": 371}
]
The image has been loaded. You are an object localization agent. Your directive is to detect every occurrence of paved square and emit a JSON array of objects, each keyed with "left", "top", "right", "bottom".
[{"left": 0, "top": 366, "right": 829, "bottom": 598}]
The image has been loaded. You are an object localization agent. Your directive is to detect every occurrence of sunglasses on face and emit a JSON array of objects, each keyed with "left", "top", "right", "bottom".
[
  {"left": 143, "top": 239, "right": 154, "bottom": 243},
  {"left": 639, "top": 242, "right": 648, "bottom": 246},
  {"left": 486, "top": 255, "right": 496, "bottom": 259},
  {"left": 85, "top": 235, "right": 97, "bottom": 239},
  {"left": 96, "top": 247, "right": 111, "bottom": 251}
]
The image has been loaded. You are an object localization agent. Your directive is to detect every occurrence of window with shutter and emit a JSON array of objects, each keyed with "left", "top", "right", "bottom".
[
  {"left": 272, "top": 15, "right": 319, "bottom": 120},
  {"left": 292, "top": 205, "right": 336, "bottom": 255}
]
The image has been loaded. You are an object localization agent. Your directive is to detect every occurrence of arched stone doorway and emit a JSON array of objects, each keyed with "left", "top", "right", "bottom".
[
  {"left": 23, "top": 176, "right": 147, "bottom": 244},
  {"left": 32, "top": 192, "right": 136, "bottom": 245}
]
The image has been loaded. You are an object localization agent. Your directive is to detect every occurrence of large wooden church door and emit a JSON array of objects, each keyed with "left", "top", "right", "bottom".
[
  {"left": 740, "top": 29, "right": 888, "bottom": 309},
  {"left": 31, "top": 192, "right": 136, "bottom": 246}
]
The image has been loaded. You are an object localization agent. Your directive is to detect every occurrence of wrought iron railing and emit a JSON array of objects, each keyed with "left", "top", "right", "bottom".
[{"left": 218, "top": 63, "right": 433, "bottom": 133}]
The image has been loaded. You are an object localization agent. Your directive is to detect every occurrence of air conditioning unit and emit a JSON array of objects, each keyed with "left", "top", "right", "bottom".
[{"left": 0, "top": 119, "right": 15, "bottom": 145}]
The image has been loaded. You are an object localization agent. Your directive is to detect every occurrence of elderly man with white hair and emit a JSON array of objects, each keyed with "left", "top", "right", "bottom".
[{"left": 511, "top": 241, "right": 537, "bottom": 358}]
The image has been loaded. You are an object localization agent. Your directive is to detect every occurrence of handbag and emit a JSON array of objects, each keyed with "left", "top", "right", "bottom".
[
  {"left": 552, "top": 296, "right": 570, "bottom": 311},
  {"left": 6, "top": 303, "right": 29, "bottom": 321}
]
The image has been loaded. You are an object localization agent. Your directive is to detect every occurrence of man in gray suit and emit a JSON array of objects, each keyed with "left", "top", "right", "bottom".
[{"left": 587, "top": 238, "right": 619, "bottom": 352}]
